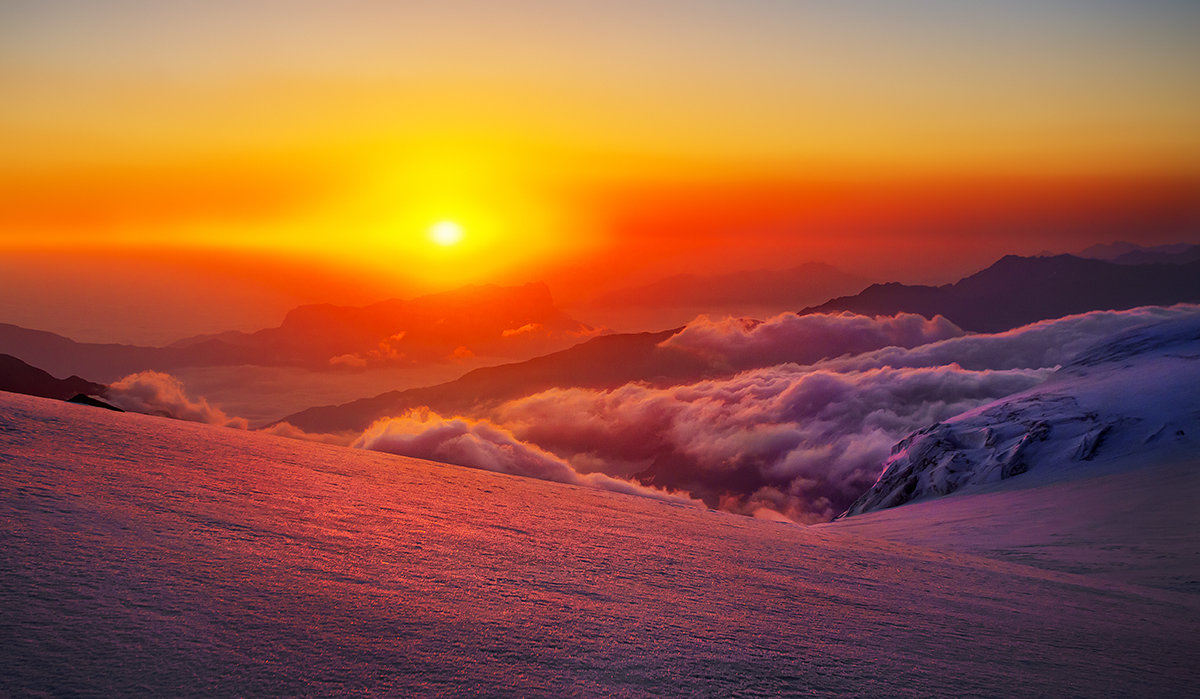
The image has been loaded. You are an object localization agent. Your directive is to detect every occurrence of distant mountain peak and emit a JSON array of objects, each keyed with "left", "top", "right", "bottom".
[
  {"left": 803, "top": 253, "right": 1200, "bottom": 333},
  {"left": 0, "top": 280, "right": 598, "bottom": 380},
  {"left": 1078, "top": 241, "right": 1195, "bottom": 260}
]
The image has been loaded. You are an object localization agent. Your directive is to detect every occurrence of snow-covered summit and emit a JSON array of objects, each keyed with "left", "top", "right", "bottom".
[{"left": 842, "top": 312, "right": 1200, "bottom": 517}]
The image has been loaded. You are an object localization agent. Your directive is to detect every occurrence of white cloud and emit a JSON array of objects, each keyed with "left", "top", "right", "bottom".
[
  {"left": 494, "top": 364, "right": 1048, "bottom": 523},
  {"left": 259, "top": 421, "right": 353, "bottom": 446},
  {"left": 660, "top": 311, "right": 963, "bottom": 370},
  {"left": 353, "top": 409, "right": 699, "bottom": 507},
  {"left": 486, "top": 306, "right": 1200, "bottom": 521},
  {"left": 108, "top": 371, "right": 248, "bottom": 429},
  {"left": 229, "top": 306, "right": 1200, "bottom": 522},
  {"left": 811, "top": 304, "right": 1200, "bottom": 373}
]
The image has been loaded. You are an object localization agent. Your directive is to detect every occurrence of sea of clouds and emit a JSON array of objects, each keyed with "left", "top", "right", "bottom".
[{"left": 114, "top": 305, "right": 1200, "bottom": 522}]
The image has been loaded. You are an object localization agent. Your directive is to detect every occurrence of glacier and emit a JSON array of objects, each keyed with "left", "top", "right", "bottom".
[{"left": 843, "top": 312, "right": 1200, "bottom": 517}]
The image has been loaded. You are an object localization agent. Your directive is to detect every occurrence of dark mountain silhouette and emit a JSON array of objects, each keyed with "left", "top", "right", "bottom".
[
  {"left": 1076, "top": 241, "right": 1195, "bottom": 261},
  {"left": 0, "top": 326, "right": 169, "bottom": 384},
  {"left": 1110, "top": 245, "right": 1200, "bottom": 266},
  {"left": 0, "top": 354, "right": 107, "bottom": 401},
  {"left": 0, "top": 283, "right": 593, "bottom": 380},
  {"left": 801, "top": 255, "right": 1200, "bottom": 333},
  {"left": 581, "top": 262, "right": 870, "bottom": 331},
  {"left": 279, "top": 329, "right": 718, "bottom": 434}
]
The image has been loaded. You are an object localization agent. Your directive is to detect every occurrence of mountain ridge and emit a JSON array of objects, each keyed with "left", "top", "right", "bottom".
[
  {"left": 802, "top": 254, "right": 1200, "bottom": 332},
  {"left": 278, "top": 329, "right": 718, "bottom": 433},
  {"left": 0, "top": 353, "right": 107, "bottom": 401},
  {"left": 0, "top": 282, "right": 592, "bottom": 380}
]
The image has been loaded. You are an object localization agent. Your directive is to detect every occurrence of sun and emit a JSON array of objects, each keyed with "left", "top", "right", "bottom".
[{"left": 429, "top": 220, "right": 464, "bottom": 246}]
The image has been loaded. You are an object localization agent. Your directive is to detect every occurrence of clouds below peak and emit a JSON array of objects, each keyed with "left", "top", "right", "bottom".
[
  {"left": 319, "top": 306, "right": 1200, "bottom": 522},
  {"left": 109, "top": 305, "right": 1200, "bottom": 524}
]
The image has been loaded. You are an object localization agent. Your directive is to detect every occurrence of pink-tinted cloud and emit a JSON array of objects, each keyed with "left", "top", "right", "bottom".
[
  {"left": 493, "top": 364, "right": 1046, "bottom": 523},
  {"left": 353, "top": 409, "right": 699, "bottom": 507},
  {"left": 660, "top": 311, "right": 963, "bottom": 370},
  {"left": 108, "top": 371, "right": 248, "bottom": 428},
  {"left": 230, "top": 306, "right": 1200, "bottom": 523},
  {"left": 328, "top": 353, "right": 368, "bottom": 368},
  {"left": 259, "top": 421, "right": 353, "bottom": 446},
  {"left": 485, "top": 305, "right": 1200, "bottom": 522},
  {"left": 810, "top": 304, "right": 1200, "bottom": 373}
]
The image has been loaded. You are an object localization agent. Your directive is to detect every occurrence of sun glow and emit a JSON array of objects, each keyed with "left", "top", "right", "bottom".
[{"left": 429, "top": 220, "right": 464, "bottom": 246}]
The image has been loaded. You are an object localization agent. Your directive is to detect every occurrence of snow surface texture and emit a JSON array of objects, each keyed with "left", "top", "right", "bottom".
[
  {"left": 843, "top": 312, "right": 1200, "bottom": 517},
  {"left": 826, "top": 455, "right": 1200, "bottom": 595},
  {"left": 1, "top": 391, "right": 1197, "bottom": 696}
]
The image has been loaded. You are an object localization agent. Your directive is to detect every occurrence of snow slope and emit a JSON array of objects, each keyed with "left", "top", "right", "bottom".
[
  {"left": 1, "top": 391, "right": 1197, "bottom": 696},
  {"left": 826, "top": 454, "right": 1199, "bottom": 594},
  {"left": 843, "top": 313, "right": 1200, "bottom": 517}
]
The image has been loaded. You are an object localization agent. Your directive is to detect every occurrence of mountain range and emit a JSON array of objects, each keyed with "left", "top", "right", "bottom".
[
  {"left": 279, "top": 329, "right": 716, "bottom": 433},
  {"left": 802, "top": 253, "right": 1200, "bottom": 332},
  {"left": 5, "top": 247, "right": 1200, "bottom": 432},
  {"left": 282, "top": 251, "right": 1200, "bottom": 434},
  {"left": 1076, "top": 241, "right": 1200, "bottom": 264},
  {"left": 0, "top": 283, "right": 592, "bottom": 381},
  {"left": 0, "top": 353, "right": 106, "bottom": 401}
]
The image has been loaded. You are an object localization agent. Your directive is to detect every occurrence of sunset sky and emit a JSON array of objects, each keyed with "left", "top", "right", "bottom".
[{"left": 2, "top": 0, "right": 1199, "bottom": 342}]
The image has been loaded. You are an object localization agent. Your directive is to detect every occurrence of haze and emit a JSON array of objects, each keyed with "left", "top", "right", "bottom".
[{"left": 2, "top": 1, "right": 1199, "bottom": 343}]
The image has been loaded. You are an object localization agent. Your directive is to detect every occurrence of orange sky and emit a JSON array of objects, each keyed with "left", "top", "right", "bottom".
[{"left": 2, "top": 1, "right": 1199, "bottom": 342}]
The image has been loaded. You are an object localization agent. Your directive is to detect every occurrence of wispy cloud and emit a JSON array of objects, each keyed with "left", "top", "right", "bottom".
[
  {"left": 660, "top": 311, "right": 963, "bottom": 370},
  {"left": 108, "top": 371, "right": 248, "bottom": 429}
]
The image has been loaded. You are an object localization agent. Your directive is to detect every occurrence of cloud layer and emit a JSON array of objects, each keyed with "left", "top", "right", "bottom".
[
  {"left": 493, "top": 364, "right": 1047, "bottom": 523},
  {"left": 260, "top": 421, "right": 353, "bottom": 446},
  {"left": 807, "top": 304, "right": 1199, "bottom": 374},
  {"left": 354, "top": 409, "right": 698, "bottom": 506},
  {"left": 139, "top": 305, "right": 1190, "bottom": 523},
  {"left": 361, "top": 306, "right": 1200, "bottom": 523},
  {"left": 660, "top": 311, "right": 963, "bottom": 370}
]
